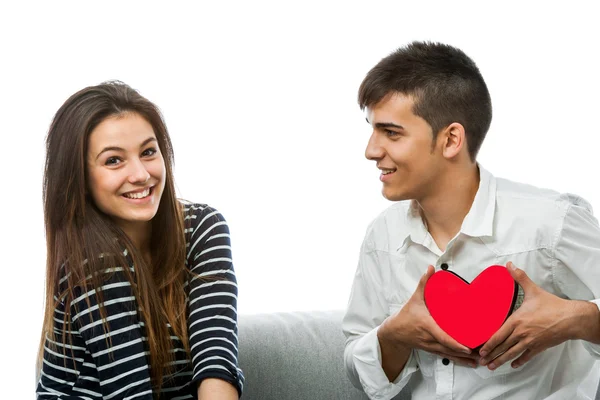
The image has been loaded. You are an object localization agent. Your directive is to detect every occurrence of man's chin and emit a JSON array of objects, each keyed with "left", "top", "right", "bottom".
[{"left": 382, "top": 189, "right": 409, "bottom": 202}]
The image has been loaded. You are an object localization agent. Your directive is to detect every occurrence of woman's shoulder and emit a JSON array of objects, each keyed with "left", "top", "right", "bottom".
[
  {"left": 179, "top": 200, "right": 229, "bottom": 235},
  {"left": 180, "top": 200, "right": 226, "bottom": 221},
  {"left": 180, "top": 201, "right": 231, "bottom": 262}
]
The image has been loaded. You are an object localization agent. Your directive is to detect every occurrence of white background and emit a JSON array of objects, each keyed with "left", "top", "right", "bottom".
[{"left": 1, "top": 0, "right": 599, "bottom": 394}]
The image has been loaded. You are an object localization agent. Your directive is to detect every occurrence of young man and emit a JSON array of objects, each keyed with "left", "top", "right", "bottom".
[{"left": 342, "top": 41, "right": 600, "bottom": 400}]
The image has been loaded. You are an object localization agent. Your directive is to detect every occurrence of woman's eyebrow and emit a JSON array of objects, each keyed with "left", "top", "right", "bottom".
[{"left": 95, "top": 137, "right": 157, "bottom": 160}]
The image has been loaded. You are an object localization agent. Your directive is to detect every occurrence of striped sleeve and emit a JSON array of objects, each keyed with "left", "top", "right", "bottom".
[
  {"left": 72, "top": 268, "right": 154, "bottom": 399},
  {"left": 36, "top": 297, "right": 94, "bottom": 400},
  {"left": 36, "top": 265, "right": 154, "bottom": 400},
  {"left": 185, "top": 204, "right": 244, "bottom": 397}
]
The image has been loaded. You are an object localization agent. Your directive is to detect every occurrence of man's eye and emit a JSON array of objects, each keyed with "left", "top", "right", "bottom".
[
  {"left": 142, "top": 148, "right": 157, "bottom": 157},
  {"left": 105, "top": 157, "right": 121, "bottom": 166},
  {"left": 385, "top": 129, "right": 399, "bottom": 137}
]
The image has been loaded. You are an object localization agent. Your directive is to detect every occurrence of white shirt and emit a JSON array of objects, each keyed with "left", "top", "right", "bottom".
[{"left": 342, "top": 166, "right": 600, "bottom": 400}]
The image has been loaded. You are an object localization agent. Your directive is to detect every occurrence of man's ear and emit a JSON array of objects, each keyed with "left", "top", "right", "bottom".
[{"left": 439, "top": 122, "right": 467, "bottom": 159}]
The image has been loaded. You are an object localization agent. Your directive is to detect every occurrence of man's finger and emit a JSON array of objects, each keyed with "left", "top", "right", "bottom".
[
  {"left": 480, "top": 333, "right": 519, "bottom": 366},
  {"left": 427, "top": 343, "right": 480, "bottom": 360},
  {"left": 506, "top": 262, "right": 535, "bottom": 292},
  {"left": 480, "top": 319, "right": 516, "bottom": 359},
  {"left": 511, "top": 348, "right": 537, "bottom": 368},
  {"left": 415, "top": 265, "right": 435, "bottom": 298},
  {"left": 427, "top": 319, "right": 472, "bottom": 355},
  {"left": 443, "top": 350, "right": 480, "bottom": 361},
  {"left": 486, "top": 340, "right": 527, "bottom": 370}
]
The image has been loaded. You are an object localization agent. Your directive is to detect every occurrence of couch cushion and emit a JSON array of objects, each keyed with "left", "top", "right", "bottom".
[{"left": 238, "top": 310, "right": 371, "bottom": 399}]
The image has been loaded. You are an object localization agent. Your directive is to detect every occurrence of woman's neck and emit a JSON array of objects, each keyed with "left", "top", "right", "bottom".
[{"left": 117, "top": 220, "right": 152, "bottom": 262}]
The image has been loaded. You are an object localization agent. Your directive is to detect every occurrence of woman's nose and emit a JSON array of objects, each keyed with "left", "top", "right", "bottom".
[{"left": 128, "top": 158, "right": 150, "bottom": 184}]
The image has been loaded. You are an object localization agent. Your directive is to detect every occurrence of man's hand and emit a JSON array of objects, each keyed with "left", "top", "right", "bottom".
[
  {"left": 479, "top": 262, "right": 586, "bottom": 370},
  {"left": 378, "top": 265, "right": 478, "bottom": 368}
]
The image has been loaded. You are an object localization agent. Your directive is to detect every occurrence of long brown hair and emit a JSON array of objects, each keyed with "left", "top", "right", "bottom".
[{"left": 39, "top": 81, "right": 189, "bottom": 391}]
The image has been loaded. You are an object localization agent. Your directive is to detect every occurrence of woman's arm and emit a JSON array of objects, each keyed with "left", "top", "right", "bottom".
[
  {"left": 73, "top": 267, "right": 154, "bottom": 399},
  {"left": 198, "top": 378, "right": 239, "bottom": 399},
  {"left": 37, "top": 265, "right": 154, "bottom": 399},
  {"left": 186, "top": 204, "right": 244, "bottom": 399},
  {"left": 37, "top": 299, "right": 92, "bottom": 399}
]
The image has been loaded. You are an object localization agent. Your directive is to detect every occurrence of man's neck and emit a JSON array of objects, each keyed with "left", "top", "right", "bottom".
[{"left": 417, "top": 164, "right": 480, "bottom": 252}]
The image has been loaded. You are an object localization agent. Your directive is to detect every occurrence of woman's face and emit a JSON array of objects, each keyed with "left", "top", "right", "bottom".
[{"left": 86, "top": 112, "right": 166, "bottom": 232}]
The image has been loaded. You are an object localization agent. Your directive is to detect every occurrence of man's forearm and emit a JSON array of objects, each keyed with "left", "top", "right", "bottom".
[
  {"left": 571, "top": 300, "right": 600, "bottom": 344},
  {"left": 377, "top": 324, "right": 412, "bottom": 382}
]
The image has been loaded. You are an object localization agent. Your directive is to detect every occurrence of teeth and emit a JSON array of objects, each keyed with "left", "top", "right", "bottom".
[
  {"left": 124, "top": 188, "right": 150, "bottom": 199},
  {"left": 381, "top": 170, "right": 395, "bottom": 175}
]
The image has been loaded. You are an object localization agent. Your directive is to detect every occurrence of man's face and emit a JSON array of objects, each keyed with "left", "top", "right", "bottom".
[{"left": 365, "top": 93, "right": 443, "bottom": 202}]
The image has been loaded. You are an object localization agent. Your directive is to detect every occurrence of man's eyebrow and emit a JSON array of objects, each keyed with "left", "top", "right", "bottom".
[
  {"left": 95, "top": 137, "right": 157, "bottom": 160},
  {"left": 374, "top": 122, "right": 404, "bottom": 130}
]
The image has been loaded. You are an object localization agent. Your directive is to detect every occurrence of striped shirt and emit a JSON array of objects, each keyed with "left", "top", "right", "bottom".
[{"left": 36, "top": 203, "right": 244, "bottom": 399}]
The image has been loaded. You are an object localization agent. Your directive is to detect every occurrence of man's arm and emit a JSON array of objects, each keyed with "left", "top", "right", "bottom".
[
  {"left": 570, "top": 301, "right": 600, "bottom": 345},
  {"left": 342, "top": 236, "right": 419, "bottom": 399},
  {"left": 479, "top": 263, "right": 598, "bottom": 368},
  {"left": 551, "top": 200, "right": 600, "bottom": 354},
  {"left": 480, "top": 200, "right": 600, "bottom": 368},
  {"left": 376, "top": 331, "right": 412, "bottom": 382}
]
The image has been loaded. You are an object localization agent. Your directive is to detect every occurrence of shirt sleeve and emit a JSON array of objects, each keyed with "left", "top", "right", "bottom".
[
  {"left": 186, "top": 205, "right": 244, "bottom": 397},
  {"left": 342, "top": 232, "right": 418, "bottom": 400},
  {"left": 36, "top": 299, "right": 92, "bottom": 400},
  {"left": 37, "top": 267, "right": 154, "bottom": 400},
  {"left": 553, "top": 198, "right": 600, "bottom": 358}
]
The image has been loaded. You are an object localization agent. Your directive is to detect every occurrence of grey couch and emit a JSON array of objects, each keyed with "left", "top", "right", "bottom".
[
  {"left": 238, "top": 310, "right": 600, "bottom": 400},
  {"left": 237, "top": 310, "right": 408, "bottom": 400}
]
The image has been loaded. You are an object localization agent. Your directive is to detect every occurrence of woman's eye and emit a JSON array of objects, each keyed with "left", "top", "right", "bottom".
[
  {"left": 105, "top": 157, "right": 121, "bottom": 166},
  {"left": 142, "top": 148, "right": 157, "bottom": 157}
]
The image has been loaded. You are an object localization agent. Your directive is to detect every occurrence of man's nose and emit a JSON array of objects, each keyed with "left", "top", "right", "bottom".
[{"left": 365, "top": 131, "right": 384, "bottom": 161}]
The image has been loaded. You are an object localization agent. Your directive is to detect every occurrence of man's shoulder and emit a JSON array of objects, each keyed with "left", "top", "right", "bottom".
[
  {"left": 368, "top": 201, "right": 410, "bottom": 228},
  {"left": 494, "top": 175, "right": 593, "bottom": 215},
  {"left": 363, "top": 201, "right": 412, "bottom": 250}
]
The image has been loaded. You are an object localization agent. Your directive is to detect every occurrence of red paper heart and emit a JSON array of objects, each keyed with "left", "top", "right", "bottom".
[{"left": 424, "top": 265, "right": 518, "bottom": 349}]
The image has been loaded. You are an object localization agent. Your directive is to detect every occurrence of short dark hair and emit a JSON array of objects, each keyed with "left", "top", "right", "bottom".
[{"left": 358, "top": 41, "right": 492, "bottom": 161}]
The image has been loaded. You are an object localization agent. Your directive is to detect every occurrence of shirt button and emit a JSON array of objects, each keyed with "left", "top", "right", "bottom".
[
  {"left": 441, "top": 263, "right": 449, "bottom": 271},
  {"left": 442, "top": 358, "right": 450, "bottom": 365}
]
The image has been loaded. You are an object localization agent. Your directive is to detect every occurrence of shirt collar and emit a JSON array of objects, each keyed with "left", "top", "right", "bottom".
[
  {"left": 403, "top": 201, "right": 429, "bottom": 248},
  {"left": 398, "top": 164, "right": 496, "bottom": 251},
  {"left": 461, "top": 165, "right": 496, "bottom": 238}
]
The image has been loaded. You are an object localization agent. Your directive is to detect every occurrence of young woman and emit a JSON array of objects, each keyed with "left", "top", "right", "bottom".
[{"left": 36, "top": 81, "right": 244, "bottom": 399}]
